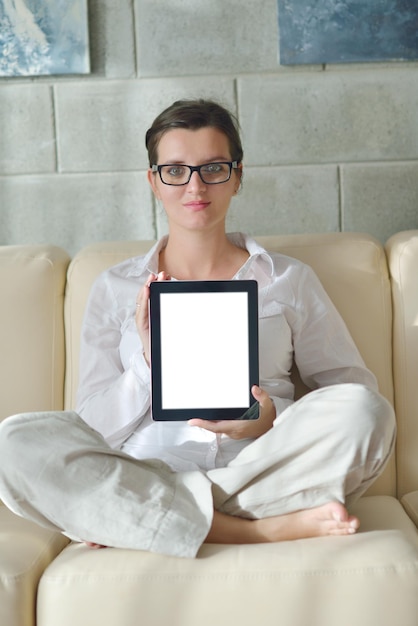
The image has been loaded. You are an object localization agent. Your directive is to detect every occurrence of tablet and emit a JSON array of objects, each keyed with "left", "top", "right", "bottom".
[{"left": 149, "top": 280, "right": 259, "bottom": 421}]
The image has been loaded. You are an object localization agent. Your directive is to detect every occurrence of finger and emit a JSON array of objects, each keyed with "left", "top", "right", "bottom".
[
  {"left": 136, "top": 274, "right": 156, "bottom": 312},
  {"left": 156, "top": 271, "right": 171, "bottom": 282},
  {"left": 146, "top": 273, "right": 157, "bottom": 287},
  {"left": 135, "top": 296, "right": 148, "bottom": 320},
  {"left": 251, "top": 385, "right": 271, "bottom": 408},
  {"left": 136, "top": 271, "right": 171, "bottom": 309},
  {"left": 188, "top": 419, "right": 224, "bottom": 433},
  {"left": 137, "top": 272, "right": 170, "bottom": 312},
  {"left": 189, "top": 418, "right": 248, "bottom": 437}
]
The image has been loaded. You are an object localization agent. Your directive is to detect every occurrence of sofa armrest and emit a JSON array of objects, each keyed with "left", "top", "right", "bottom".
[
  {"left": 0, "top": 245, "right": 70, "bottom": 421},
  {"left": 401, "top": 491, "right": 418, "bottom": 527},
  {"left": 385, "top": 231, "right": 418, "bottom": 497}
]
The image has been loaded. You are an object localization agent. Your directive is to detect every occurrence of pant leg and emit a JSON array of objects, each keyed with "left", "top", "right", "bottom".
[
  {"left": 0, "top": 411, "right": 213, "bottom": 558},
  {"left": 0, "top": 385, "right": 396, "bottom": 557},
  {"left": 208, "top": 384, "right": 396, "bottom": 518}
]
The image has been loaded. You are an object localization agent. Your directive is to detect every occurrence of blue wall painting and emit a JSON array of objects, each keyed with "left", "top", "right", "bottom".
[
  {"left": 278, "top": 0, "right": 418, "bottom": 65},
  {"left": 0, "top": 0, "right": 90, "bottom": 76}
]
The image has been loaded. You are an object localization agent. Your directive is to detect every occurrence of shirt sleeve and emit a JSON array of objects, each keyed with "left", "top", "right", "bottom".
[
  {"left": 291, "top": 265, "right": 378, "bottom": 392},
  {"left": 75, "top": 272, "right": 151, "bottom": 449}
]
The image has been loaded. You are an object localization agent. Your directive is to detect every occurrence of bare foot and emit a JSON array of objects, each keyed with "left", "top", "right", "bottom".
[{"left": 255, "top": 501, "right": 360, "bottom": 542}]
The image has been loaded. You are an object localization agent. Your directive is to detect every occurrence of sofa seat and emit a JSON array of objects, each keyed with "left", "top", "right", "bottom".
[
  {"left": 0, "top": 506, "right": 69, "bottom": 626},
  {"left": 37, "top": 496, "right": 418, "bottom": 626}
]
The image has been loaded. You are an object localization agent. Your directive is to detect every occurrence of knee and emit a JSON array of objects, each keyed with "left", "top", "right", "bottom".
[
  {"left": 0, "top": 411, "right": 71, "bottom": 466},
  {"left": 364, "top": 385, "right": 396, "bottom": 452},
  {"left": 335, "top": 383, "right": 396, "bottom": 453},
  {"left": 350, "top": 383, "right": 395, "bottom": 429},
  {"left": 0, "top": 412, "right": 36, "bottom": 466},
  {"left": 0, "top": 411, "right": 78, "bottom": 492},
  {"left": 0, "top": 414, "right": 28, "bottom": 487},
  {"left": 0, "top": 413, "right": 24, "bottom": 452},
  {"left": 303, "top": 383, "right": 396, "bottom": 447}
]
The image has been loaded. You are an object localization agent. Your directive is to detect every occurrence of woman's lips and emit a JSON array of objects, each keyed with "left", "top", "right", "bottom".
[{"left": 183, "top": 201, "right": 211, "bottom": 211}]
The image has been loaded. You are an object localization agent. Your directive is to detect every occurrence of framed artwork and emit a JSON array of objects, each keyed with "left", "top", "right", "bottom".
[
  {"left": 278, "top": 0, "right": 418, "bottom": 65},
  {"left": 0, "top": 0, "right": 90, "bottom": 76}
]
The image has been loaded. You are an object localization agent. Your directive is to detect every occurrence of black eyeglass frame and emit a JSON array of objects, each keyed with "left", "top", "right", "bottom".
[{"left": 151, "top": 161, "right": 239, "bottom": 186}]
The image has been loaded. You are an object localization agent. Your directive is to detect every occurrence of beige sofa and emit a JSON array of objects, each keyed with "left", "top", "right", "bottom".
[{"left": 1, "top": 231, "right": 418, "bottom": 626}]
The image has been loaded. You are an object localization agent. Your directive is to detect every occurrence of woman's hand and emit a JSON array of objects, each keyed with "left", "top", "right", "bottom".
[
  {"left": 135, "top": 271, "right": 171, "bottom": 365},
  {"left": 188, "top": 385, "right": 276, "bottom": 440}
]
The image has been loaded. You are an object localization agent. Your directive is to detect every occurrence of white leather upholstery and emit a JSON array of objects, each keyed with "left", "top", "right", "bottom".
[
  {"left": 37, "top": 497, "right": 418, "bottom": 626},
  {"left": 0, "top": 507, "right": 69, "bottom": 626},
  {"left": 0, "top": 245, "right": 71, "bottom": 626},
  {"left": 386, "top": 231, "right": 418, "bottom": 505},
  {"left": 2, "top": 233, "right": 418, "bottom": 626},
  {"left": 0, "top": 245, "right": 69, "bottom": 421}
]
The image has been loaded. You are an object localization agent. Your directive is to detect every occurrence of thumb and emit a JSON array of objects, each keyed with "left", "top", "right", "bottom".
[{"left": 251, "top": 385, "right": 273, "bottom": 408}]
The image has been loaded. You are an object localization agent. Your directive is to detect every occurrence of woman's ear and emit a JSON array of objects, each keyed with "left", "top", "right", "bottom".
[
  {"left": 147, "top": 168, "right": 161, "bottom": 200},
  {"left": 234, "top": 163, "right": 243, "bottom": 194}
]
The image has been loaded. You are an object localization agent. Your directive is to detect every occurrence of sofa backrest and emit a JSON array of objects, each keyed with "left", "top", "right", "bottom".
[
  {"left": 0, "top": 245, "right": 69, "bottom": 422},
  {"left": 64, "top": 232, "right": 396, "bottom": 497},
  {"left": 64, "top": 240, "right": 154, "bottom": 410},
  {"left": 386, "top": 231, "right": 418, "bottom": 498}
]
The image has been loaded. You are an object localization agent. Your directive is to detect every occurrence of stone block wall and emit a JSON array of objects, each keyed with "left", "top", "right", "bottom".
[{"left": 0, "top": 0, "right": 417, "bottom": 255}]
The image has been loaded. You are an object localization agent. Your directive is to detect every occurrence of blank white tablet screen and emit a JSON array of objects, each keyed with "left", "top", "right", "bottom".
[{"left": 159, "top": 291, "right": 249, "bottom": 409}]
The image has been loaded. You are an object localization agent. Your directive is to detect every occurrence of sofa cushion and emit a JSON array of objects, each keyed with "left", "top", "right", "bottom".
[
  {"left": 37, "top": 496, "right": 418, "bottom": 626},
  {"left": 0, "top": 507, "right": 69, "bottom": 626}
]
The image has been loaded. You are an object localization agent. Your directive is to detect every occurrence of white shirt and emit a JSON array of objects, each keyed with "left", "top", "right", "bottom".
[{"left": 76, "top": 233, "right": 377, "bottom": 472}]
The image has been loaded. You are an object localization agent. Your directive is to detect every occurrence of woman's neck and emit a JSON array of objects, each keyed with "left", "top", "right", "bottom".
[{"left": 159, "top": 229, "right": 249, "bottom": 281}]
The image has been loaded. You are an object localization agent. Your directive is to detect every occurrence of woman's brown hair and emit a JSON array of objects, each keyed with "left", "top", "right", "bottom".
[{"left": 145, "top": 99, "right": 243, "bottom": 166}]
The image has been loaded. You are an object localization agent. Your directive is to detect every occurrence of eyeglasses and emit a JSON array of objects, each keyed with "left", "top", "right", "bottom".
[{"left": 152, "top": 161, "right": 239, "bottom": 186}]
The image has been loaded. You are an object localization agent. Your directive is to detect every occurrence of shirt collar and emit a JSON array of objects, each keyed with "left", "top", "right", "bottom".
[
  {"left": 126, "top": 233, "right": 274, "bottom": 279},
  {"left": 126, "top": 236, "right": 168, "bottom": 277},
  {"left": 228, "top": 233, "right": 275, "bottom": 278}
]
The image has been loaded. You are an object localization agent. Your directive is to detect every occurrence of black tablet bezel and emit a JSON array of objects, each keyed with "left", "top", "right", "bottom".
[{"left": 149, "top": 280, "right": 259, "bottom": 421}]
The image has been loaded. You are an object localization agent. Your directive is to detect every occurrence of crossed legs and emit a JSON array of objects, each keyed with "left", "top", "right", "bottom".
[{"left": 0, "top": 384, "right": 395, "bottom": 557}]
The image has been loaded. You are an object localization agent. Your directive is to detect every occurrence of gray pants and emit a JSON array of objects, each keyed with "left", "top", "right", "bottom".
[{"left": 0, "top": 384, "right": 395, "bottom": 557}]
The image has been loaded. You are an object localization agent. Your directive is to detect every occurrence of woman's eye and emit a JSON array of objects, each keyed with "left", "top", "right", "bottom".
[
  {"left": 167, "top": 166, "right": 185, "bottom": 177},
  {"left": 202, "top": 163, "right": 223, "bottom": 173}
]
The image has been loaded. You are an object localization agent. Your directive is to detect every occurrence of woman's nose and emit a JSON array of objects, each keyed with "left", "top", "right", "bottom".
[{"left": 187, "top": 170, "right": 206, "bottom": 190}]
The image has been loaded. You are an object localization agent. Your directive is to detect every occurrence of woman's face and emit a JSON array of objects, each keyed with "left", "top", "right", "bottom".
[{"left": 148, "top": 126, "right": 242, "bottom": 234}]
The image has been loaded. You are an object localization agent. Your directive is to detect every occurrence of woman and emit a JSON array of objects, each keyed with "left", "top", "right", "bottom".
[{"left": 0, "top": 99, "right": 395, "bottom": 557}]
